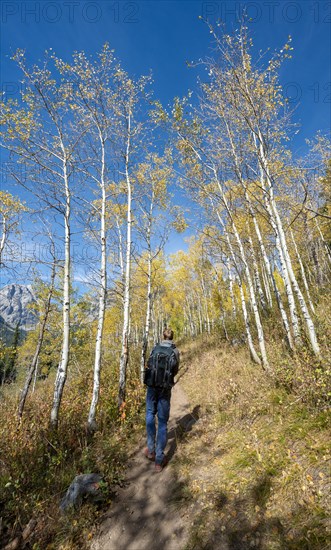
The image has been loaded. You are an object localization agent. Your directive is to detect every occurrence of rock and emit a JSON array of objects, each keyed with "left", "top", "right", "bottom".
[
  {"left": 0, "top": 284, "right": 37, "bottom": 343},
  {"left": 60, "top": 474, "right": 104, "bottom": 512},
  {"left": 0, "top": 284, "right": 37, "bottom": 329}
]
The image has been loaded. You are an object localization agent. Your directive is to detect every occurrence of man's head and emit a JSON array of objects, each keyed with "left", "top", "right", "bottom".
[{"left": 163, "top": 327, "right": 174, "bottom": 341}]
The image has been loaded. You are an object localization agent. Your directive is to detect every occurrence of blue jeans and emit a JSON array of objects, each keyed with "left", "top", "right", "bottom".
[{"left": 146, "top": 386, "right": 171, "bottom": 465}]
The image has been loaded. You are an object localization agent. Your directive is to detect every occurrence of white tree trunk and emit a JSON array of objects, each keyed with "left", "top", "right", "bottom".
[
  {"left": 226, "top": 256, "right": 237, "bottom": 317},
  {"left": 269, "top": 267, "right": 293, "bottom": 350},
  {"left": 237, "top": 275, "right": 261, "bottom": 365},
  {"left": 252, "top": 137, "right": 301, "bottom": 346},
  {"left": 261, "top": 262, "right": 273, "bottom": 309},
  {"left": 151, "top": 305, "right": 157, "bottom": 343},
  {"left": 141, "top": 255, "right": 152, "bottom": 381},
  {"left": 227, "top": 62, "right": 299, "bottom": 350},
  {"left": 199, "top": 272, "right": 211, "bottom": 333},
  {"left": 118, "top": 115, "right": 132, "bottom": 407},
  {"left": 216, "top": 197, "right": 270, "bottom": 371},
  {"left": 255, "top": 133, "right": 320, "bottom": 355},
  {"left": 314, "top": 217, "right": 331, "bottom": 265},
  {"left": 290, "top": 229, "right": 315, "bottom": 315},
  {"left": 222, "top": 221, "right": 261, "bottom": 365},
  {"left": 88, "top": 136, "right": 107, "bottom": 430},
  {"left": 247, "top": 225, "right": 267, "bottom": 311},
  {"left": 246, "top": 192, "right": 293, "bottom": 349},
  {"left": 51, "top": 154, "right": 71, "bottom": 428},
  {"left": 140, "top": 212, "right": 153, "bottom": 382},
  {"left": 116, "top": 215, "right": 125, "bottom": 283},
  {"left": 0, "top": 214, "right": 7, "bottom": 266},
  {"left": 197, "top": 293, "right": 203, "bottom": 334}
]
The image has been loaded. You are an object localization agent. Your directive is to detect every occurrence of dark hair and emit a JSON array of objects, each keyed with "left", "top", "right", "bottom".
[{"left": 163, "top": 327, "right": 174, "bottom": 340}]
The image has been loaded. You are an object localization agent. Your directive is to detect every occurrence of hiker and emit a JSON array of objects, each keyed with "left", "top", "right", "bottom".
[{"left": 143, "top": 328, "right": 180, "bottom": 472}]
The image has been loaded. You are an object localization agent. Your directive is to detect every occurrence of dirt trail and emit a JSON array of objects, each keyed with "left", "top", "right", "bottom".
[{"left": 91, "top": 384, "right": 198, "bottom": 550}]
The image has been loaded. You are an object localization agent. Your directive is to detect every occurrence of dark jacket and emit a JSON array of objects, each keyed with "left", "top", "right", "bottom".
[
  {"left": 158, "top": 340, "right": 180, "bottom": 376},
  {"left": 144, "top": 340, "right": 180, "bottom": 388}
]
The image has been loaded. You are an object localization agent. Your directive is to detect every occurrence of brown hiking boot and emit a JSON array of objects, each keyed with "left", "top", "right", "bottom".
[
  {"left": 155, "top": 457, "right": 168, "bottom": 473},
  {"left": 144, "top": 447, "right": 155, "bottom": 461}
]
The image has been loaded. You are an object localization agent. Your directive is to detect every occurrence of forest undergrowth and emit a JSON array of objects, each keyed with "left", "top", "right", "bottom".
[
  {"left": 171, "top": 311, "right": 330, "bottom": 549},
  {"left": 0, "top": 297, "right": 330, "bottom": 549},
  {"left": 0, "top": 355, "right": 146, "bottom": 550}
]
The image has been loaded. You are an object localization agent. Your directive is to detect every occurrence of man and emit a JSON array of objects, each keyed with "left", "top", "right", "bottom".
[{"left": 144, "top": 328, "right": 180, "bottom": 472}]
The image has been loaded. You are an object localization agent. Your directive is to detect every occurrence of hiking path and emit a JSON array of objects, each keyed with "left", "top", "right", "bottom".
[{"left": 91, "top": 384, "right": 198, "bottom": 550}]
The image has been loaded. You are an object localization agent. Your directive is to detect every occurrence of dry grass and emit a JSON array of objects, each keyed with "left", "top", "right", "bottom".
[
  {"left": 172, "top": 335, "right": 331, "bottom": 550},
  {"left": 0, "top": 360, "right": 146, "bottom": 549}
]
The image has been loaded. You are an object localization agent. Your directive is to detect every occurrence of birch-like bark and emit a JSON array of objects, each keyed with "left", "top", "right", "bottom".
[
  {"left": 232, "top": 37, "right": 314, "bottom": 345},
  {"left": 221, "top": 117, "right": 266, "bottom": 316},
  {"left": 18, "top": 263, "right": 56, "bottom": 420},
  {"left": 88, "top": 135, "right": 107, "bottom": 430},
  {"left": 0, "top": 214, "right": 6, "bottom": 266},
  {"left": 140, "top": 199, "right": 153, "bottom": 382},
  {"left": 50, "top": 152, "right": 71, "bottom": 428},
  {"left": 188, "top": 295, "right": 197, "bottom": 336},
  {"left": 314, "top": 217, "right": 331, "bottom": 265},
  {"left": 140, "top": 258, "right": 152, "bottom": 382},
  {"left": 237, "top": 275, "right": 261, "bottom": 365},
  {"left": 216, "top": 194, "right": 270, "bottom": 370},
  {"left": 199, "top": 271, "right": 211, "bottom": 333},
  {"left": 151, "top": 306, "right": 157, "bottom": 343},
  {"left": 255, "top": 132, "right": 320, "bottom": 355},
  {"left": 244, "top": 190, "right": 273, "bottom": 311},
  {"left": 247, "top": 224, "right": 267, "bottom": 311},
  {"left": 251, "top": 138, "right": 300, "bottom": 346},
  {"left": 32, "top": 359, "right": 38, "bottom": 393},
  {"left": 261, "top": 263, "right": 273, "bottom": 309},
  {"left": 270, "top": 266, "right": 294, "bottom": 349},
  {"left": 197, "top": 293, "right": 203, "bottom": 334},
  {"left": 245, "top": 191, "right": 293, "bottom": 349},
  {"left": 220, "top": 217, "right": 261, "bottom": 365},
  {"left": 290, "top": 228, "right": 315, "bottom": 315},
  {"left": 226, "top": 256, "right": 237, "bottom": 317},
  {"left": 116, "top": 214, "right": 125, "bottom": 284},
  {"left": 229, "top": 50, "right": 300, "bottom": 349},
  {"left": 118, "top": 113, "right": 132, "bottom": 407}
]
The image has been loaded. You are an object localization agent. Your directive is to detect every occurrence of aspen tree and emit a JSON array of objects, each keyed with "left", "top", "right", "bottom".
[
  {"left": 237, "top": 26, "right": 319, "bottom": 354},
  {"left": 113, "top": 70, "right": 152, "bottom": 407},
  {"left": 197, "top": 22, "right": 320, "bottom": 354},
  {"left": 246, "top": 221, "right": 268, "bottom": 312},
  {"left": 55, "top": 45, "right": 122, "bottom": 429},
  {"left": 197, "top": 45, "right": 296, "bottom": 350},
  {"left": 210, "top": 96, "right": 294, "bottom": 349},
  {"left": 0, "top": 50, "right": 84, "bottom": 427},
  {"left": 172, "top": 117, "right": 279, "bottom": 362},
  {"left": 18, "top": 255, "right": 57, "bottom": 420},
  {"left": 226, "top": 255, "right": 237, "bottom": 317},
  {"left": 216, "top": 211, "right": 262, "bottom": 365},
  {"left": 290, "top": 228, "right": 315, "bottom": 315},
  {"left": 135, "top": 155, "right": 174, "bottom": 381}
]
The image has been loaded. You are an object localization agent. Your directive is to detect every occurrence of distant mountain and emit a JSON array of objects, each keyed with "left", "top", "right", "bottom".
[{"left": 0, "top": 284, "right": 37, "bottom": 344}]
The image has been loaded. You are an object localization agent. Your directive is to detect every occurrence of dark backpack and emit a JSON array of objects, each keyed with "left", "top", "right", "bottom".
[{"left": 144, "top": 343, "right": 178, "bottom": 389}]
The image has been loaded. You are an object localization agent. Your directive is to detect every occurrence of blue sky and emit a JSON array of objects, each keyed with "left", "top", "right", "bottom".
[
  {"left": 1, "top": 0, "right": 330, "bottom": 285},
  {"left": 1, "top": 0, "right": 330, "bottom": 146}
]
